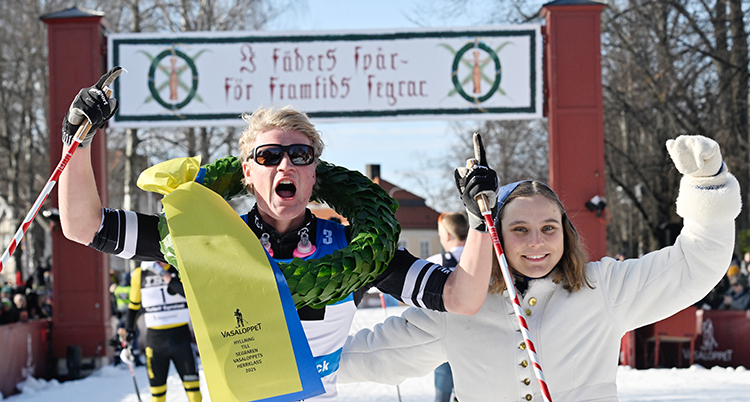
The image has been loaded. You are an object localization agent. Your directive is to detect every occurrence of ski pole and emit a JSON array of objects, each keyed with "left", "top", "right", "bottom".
[
  {"left": 120, "top": 338, "right": 143, "bottom": 402},
  {"left": 0, "top": 72, "right": 120, "bottom": 274},
  {"left": 379, "top": 293, "right": 402, "bottom": 402},
  {"left": 469, "top": 160, "right": 553, "bottom": 402}
]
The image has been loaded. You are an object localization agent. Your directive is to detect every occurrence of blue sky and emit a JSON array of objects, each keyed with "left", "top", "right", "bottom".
[{"left": 264, "top": 0, "right": 483, "bottom": 206}]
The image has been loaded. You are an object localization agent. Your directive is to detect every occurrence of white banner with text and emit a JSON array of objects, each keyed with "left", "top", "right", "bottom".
[{"left": 108, "top": 26, "right": 542, "bottom": 127}]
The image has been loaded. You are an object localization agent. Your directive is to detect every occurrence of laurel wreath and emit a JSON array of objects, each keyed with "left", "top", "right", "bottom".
[{"left": 158, "top": 156, "right": 401, "bottom": 309}]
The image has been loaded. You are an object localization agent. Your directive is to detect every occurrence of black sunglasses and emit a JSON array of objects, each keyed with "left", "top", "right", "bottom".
[{"left": 248, "top": 143, "right": 315, "bottom": 166}]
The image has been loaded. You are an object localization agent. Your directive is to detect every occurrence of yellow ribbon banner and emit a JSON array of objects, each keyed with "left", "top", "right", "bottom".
[
  {"left": 161, "top": 181, "right": 323, "bottom": 402},
  {"left": 137, "top": 155, "right": 203, "bottom": 196}
]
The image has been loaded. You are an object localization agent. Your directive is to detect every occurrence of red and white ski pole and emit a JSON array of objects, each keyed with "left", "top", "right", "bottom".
[
  {"left": 471, "top": 162, "right": 553, "bottom": 402},
  {"left": 0, "top": 82, "right": 117, "bottom": 274}
]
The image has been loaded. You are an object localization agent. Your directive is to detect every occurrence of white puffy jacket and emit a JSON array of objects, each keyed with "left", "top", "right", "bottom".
[{"left": 340, "top": 171, "right": 741, "bottom": 402}]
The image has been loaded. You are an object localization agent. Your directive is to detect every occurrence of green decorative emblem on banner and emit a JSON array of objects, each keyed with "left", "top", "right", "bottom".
[
  {"left": 442, "top": 39, "right": 510, "bottom": 104},
  {"left": 138, "top": 46, "right": 207, "bottom": 111}
]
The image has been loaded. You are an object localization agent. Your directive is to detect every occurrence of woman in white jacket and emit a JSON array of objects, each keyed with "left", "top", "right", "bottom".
[{"left": 339, "top": 135, "right": 741, "bottom": 402}]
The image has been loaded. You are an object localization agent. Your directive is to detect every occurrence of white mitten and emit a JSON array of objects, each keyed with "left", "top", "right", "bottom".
[
  {"left": 668, "top": 135, "right": 740, "bottom": 224},
  {"left": 666, "top": 135, "right": 723, "bottom": 178}
]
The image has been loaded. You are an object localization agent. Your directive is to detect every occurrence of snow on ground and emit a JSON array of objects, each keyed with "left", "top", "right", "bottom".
[{"left": 3, "top": 305, "right": 749, "bottom": 402}]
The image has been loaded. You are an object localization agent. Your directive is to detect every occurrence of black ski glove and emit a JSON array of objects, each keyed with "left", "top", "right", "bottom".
[
  {"left": 108, "top": 334, "right": 122, "bottom": 349},
  {"left": 167, "top": 277, "right": 186, "bottom": 297},
  {"left": 454, "top": 133, "right": 499, "bottom": 232},
  {"left": 62, "top": 67, "right": 122, "bottom": 148}
]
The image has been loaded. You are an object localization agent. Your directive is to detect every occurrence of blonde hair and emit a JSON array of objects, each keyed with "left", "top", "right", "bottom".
[
  {"left": 488, "top": 180, "right": 591, "bottom": 294},
  {"left": 438, "top": 212, "right": 469, "bottom": 242},
  {"left": 238, "top": 105, "right": 325, "bottom": 164}
]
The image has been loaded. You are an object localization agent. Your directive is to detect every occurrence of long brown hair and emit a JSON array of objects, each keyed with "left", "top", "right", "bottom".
[{"left": 488, "top": 181, "right": 591, "bottom": 294}]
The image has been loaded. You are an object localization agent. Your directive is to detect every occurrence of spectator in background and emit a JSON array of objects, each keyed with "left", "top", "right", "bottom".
[
  {"left": 109, "top": 269, "right": 121, "bottom": 323},
  {"left": 21, "top": 275, "right": 33, "bottom": 294},
  {"left": 39, "top": 292, "right": 52, "bottom": 318},
  {"left": 0, "top": 284, "right": 11, "bottom": 301},
  {"left": 113, "top": 273, "right": 132, "bottom": 322},
  {"left": 427, "top": 212, "right": 468, "bottom": 269},
  {"left": 727, "top": 264, "right": 741, "bottom": 283},
  {"left": 1, "top": 293, "right": 21, "bottom": 324},
  {"left": 26, "top": 290, "right": 50, "bottom": 320},
  {"left": 426, "top": 212, "right": 468, "bottom": 402},
  {"left": 112, "top": 272, "right": 142, "bottom": 367},
  {"left": 43, "top": 271, "right": 52, "bottom": 292},
  {"left": 740, "top": 252, "right": 750, "bottom": 276},
  {"left": 13, "top": 293, "right": 28, "bottom": 322},
  {"left": 33, "top": 265, "right": 49, "bottom": 292},
  {"left": 718, "top": 275, "right": 750, "bottom": 310},
  {"left": 696, "top": 272, "right": 730, "bottom": 310},
  {"left": 119, "top": 261, "right": 200, "bottom": 401},
  {"left": 0, "top": 297, "right": 12, "bottom": 324},
  {"left": 26, "top": 291, "right": 42, "bottom": 320}
]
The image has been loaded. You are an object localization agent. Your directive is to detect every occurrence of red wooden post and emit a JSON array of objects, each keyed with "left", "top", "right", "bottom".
[
  {"left": 41, "top": 6, "right": 112, "bottom": 368},
  {"left": 541, "top": 0, "right": 607, "bottom": 260},
  {"left": 619, "top": 331, "right": 636, "bottom": 367}
]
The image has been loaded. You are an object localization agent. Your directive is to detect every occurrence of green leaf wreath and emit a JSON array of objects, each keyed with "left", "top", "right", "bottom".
[{"left": 158, "top": 156, "right": 401, "bottom": 309}]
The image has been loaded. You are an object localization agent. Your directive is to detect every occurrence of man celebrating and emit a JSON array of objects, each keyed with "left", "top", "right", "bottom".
[{"left": 58, "top": 68, "right": 498, "bottom": 401}]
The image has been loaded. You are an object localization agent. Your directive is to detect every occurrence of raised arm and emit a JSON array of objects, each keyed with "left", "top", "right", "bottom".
[
  {"left": 603, "top": 135, "right": 742, "bottom": 330},
  {"left": 59, "top": 147, "right": 104, "bottom": 244},
  {"left": 372, "top": 134, "right": 498, "bottom": 315},
  {"left": 443, "top": 133, "right": 498, "bottom": 315},
  {"left": 59, "top": 68, "right": 120, "bottom": 244},
  {"left": 443, "top": 229, "right": 492, "bottom": 314}
]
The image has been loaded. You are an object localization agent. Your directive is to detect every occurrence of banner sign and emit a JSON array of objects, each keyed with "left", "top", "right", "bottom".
[
  {"left": 691, "top": 310, "right": 750, "bottom": 368},
  {"left": 108, "top": 25, "right": 542, "bottom": 127}
]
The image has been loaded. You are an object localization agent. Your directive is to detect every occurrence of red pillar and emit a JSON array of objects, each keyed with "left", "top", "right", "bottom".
[
  {"left": 41, "top": 7, "right": 112, "bottom": 365},
  {"left": 542, "top": 0, "right": 607, "bottom": 260}
]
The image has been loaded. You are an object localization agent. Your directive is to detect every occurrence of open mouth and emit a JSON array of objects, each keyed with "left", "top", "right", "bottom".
[{"left": 275, "top": 180, "right": 297, "bottom": 199}]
